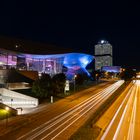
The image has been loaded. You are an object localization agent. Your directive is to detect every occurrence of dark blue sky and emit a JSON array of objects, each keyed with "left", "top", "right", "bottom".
[{"left": 0, "top": 1, "right": 140, "bottom": 69}]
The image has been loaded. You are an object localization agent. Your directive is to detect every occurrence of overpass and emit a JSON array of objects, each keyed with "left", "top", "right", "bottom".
[{"left": 0, "top": 88, "right": 38, "bottom": 109}]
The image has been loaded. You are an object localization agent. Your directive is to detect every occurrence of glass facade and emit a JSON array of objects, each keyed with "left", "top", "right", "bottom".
[
  {"left": 94, "top": 40, "right": 113, "bottom": 70},
  {"left": 0, "top": 49, "right": 94, "bottom": 79}
]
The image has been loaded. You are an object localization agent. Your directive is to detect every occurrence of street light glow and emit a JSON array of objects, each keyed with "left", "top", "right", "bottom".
[
  {"left": 101, "top": 40, "right": 105, "bottom": 44},
  {"left": 5, "top": 106, "right": 9, "bottom": 111},
  {"left": 15, "top": 45, "right": 19, "bottom": 48}
]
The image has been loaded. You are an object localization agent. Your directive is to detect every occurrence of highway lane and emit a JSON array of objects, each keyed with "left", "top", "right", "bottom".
[
  {"left": 0, "top": 81, "right": 111, "bottom": 133},
  {"left": 100, "top": 80, "right": 140, "bottom": 140},
  {"left": 134, "top": 81, "right": 140, "bottom": 140},
  {"left": 0, "top": 80, "right": 123, "bottom": 140},
  {"left": 15, "top": 80, "right": 124, "bottom": 140},
  {"left": 0, "top": 82, "right": 112, "bottom": 129}
]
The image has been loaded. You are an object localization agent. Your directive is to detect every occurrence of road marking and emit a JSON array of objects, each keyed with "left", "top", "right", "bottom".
[
  {"left": 123, "top": 136, "right": 126, "bottom": 140},
  {"left": 127, "top": 84, "right": 137, "bottom": 140},
  {"left": 101, "top": 85, "right": 133, "bottom": 140},
  {"left": 128, "top": 117, "right": 130, "bottom": 122},
  {"left": 17, "top": 80, "right": 124, "bottom": 140},
  {"left": 113, "top": 85, "right": 136, "bottom": 140},
  {"left": 30, "top": 84, "right": 119, "bottom": 140}
]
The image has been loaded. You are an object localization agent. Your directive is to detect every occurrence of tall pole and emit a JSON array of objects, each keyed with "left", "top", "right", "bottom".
[
  {"left": 74, "top": 75, "right": 77, "bottom": 92},
  {"left": 74, "top": 78, "right": 75, "bottom": 92},
  {"left": 7, "top": 52, "right": 8, "bottom": 69},
  {"left": 6, "top": 112, "right": 8, "bottom": 128},
  {"left": 11, "top": 99, "right": 13, "bottom": 107},
  {"left": 5, "top": 107, "right": 9, "bottom": 128},
  {"left": 0, "top": 94, "right": 2, "bottom": 103}
]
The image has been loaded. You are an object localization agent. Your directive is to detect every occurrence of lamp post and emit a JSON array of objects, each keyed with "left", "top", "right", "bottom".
[
  {"left": 0, "top": 94, "right": 2, "bottom": 103},
  {"left": 11, "top": 99, "right": 13, "bottom": 107},
  {"left": 6, "top": 52, "right": 8, "bottom": 69},
  {"left": 5, "top": 107, "right": 9, "bottom": 128},
  {"left": 74, "top": 74, "right": 77, "bottom": 92}
]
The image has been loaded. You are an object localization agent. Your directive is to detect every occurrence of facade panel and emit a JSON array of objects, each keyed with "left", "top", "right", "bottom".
[
  {"left": 0, "top": 48, "right": 94, "bottom": 80},
  {"left": 94, "top": 40, "right": 113, "bottom": 70}
]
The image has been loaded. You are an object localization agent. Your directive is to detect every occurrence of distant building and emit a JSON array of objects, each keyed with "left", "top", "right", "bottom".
[
  {"left": 94, "top": 40, "right": 113, "bottom": 70},
  {"left": 101, "top": 66, "right": 121, "bottom": 73},
  {"left": 0, "top": 37, "right": 94, "bottom": 81}
]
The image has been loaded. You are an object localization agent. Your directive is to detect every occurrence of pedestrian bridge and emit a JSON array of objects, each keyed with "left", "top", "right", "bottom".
[{"left": 0, "top": 88, "right": 38, "bottom": 109}]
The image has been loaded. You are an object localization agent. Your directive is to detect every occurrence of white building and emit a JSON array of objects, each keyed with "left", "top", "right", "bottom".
[{"left": 94, "top": 40, "right": 113, "bottom": 70}]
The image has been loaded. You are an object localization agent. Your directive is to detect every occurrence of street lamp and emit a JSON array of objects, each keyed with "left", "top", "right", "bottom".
[
  {"left": 5, "top": 107, "right": 9, "bottom": 127},
  {"left": 11, "top": 99, "right": 13, "bottom": 107},
  {"left": 74, "top": 74, "right": 77, "bottom": 92},
  {"left": 0, "top": 94, "right": 2, "bottom": 103}
]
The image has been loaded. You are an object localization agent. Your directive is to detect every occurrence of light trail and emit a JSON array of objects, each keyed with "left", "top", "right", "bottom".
[
  {"left": 17, "top": 82, "right": 120, "bottom": 140},
  {"left": 127, "top": 85, "right": 137, "bottom": 140},
  {"left": 101, "top": 80, "right": 140, "bottom": 140},
  {"left": 101, "top": 85, "right": 134, "bottom": 140},
  {"left": 17, "top": 82, "right": 116, "bottom": 139},
  {"left": 41, "top": 81, "right": 123, "bottom": 140},
  {"left": 113, "top": 86, "right": 135, "bottom": 140},
  {"left": 17, "top": 80, "right": 124, "bottom": 140}
]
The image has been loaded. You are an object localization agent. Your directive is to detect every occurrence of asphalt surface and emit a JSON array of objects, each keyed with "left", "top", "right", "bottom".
[
  {"left": 0, "top": 80, "right": 122, "bottom": 140},
  {"left": 98, "top": 80, "right": 140, "bottom": 140}
]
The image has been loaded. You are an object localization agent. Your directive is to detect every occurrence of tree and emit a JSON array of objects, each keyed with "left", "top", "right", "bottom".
[
  {"left": 32, "top": 73, "right": 52, "bottom": 98},
  {"left": 32, "top": 73, "right": 66, "bottom": 98},
  {"left": 74, "top": 73, "right": 90, "bottom": 85},
  {"left": 119, "top": 68, "right": 136, "bottom": 81},
  {"left": 75, "top": 74, "right": 85, "bottom": 85},
  {"left": 52, "top": 73, "right": 66, "bottom": 95},
  {"left": 91, "top": 70, "right": 101, "bottom": 81}
]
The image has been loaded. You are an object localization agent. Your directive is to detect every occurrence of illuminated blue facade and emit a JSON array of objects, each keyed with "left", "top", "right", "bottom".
[
  {"left": 101, "top": 66, "right": 121, "bottom": 73},
  {"left": 63, "top": 53, "right": 93, "bottom": 79},
  {"left": 0, "top": 48, "right": 94, "bottom": 80}
]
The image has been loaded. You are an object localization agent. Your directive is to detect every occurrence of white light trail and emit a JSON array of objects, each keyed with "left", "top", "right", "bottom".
[
  {"left": 112, "top": 86, "right": 136, "bottom": 140},
  {"left": 17, "top": 80, "right": 124, "bottom": 140},
  {"left": 101, "top": 80, "right": 140, "bottom": 140},
  {"left": 101, "top": 85, "right": 134, "bottom": 140},
  {"left": 17, "top": 82, "right": 119, "bottom": 140},
  {"left": 127, "top": 85, "right": 137, "bottom": 140},
  {"left": 41, "top": 83, "right": 122, "bottom": 140}
]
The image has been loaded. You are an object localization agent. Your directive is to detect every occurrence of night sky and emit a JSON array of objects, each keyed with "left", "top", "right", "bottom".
[{"left": 0, "top": 1, "right": 140, "bottom": 69}]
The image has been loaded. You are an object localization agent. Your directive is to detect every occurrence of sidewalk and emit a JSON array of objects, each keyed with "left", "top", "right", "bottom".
[{"left": 0, "top": 102, "right": 51, "bottom": 136}]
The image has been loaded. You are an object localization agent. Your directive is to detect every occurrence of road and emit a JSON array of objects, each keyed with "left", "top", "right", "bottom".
[
  {"left": 100, "top": 80, "right": 140, "bottom": 140},
  {"left": 0, "top": 80, "right": 124, "bottom": 140}
]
